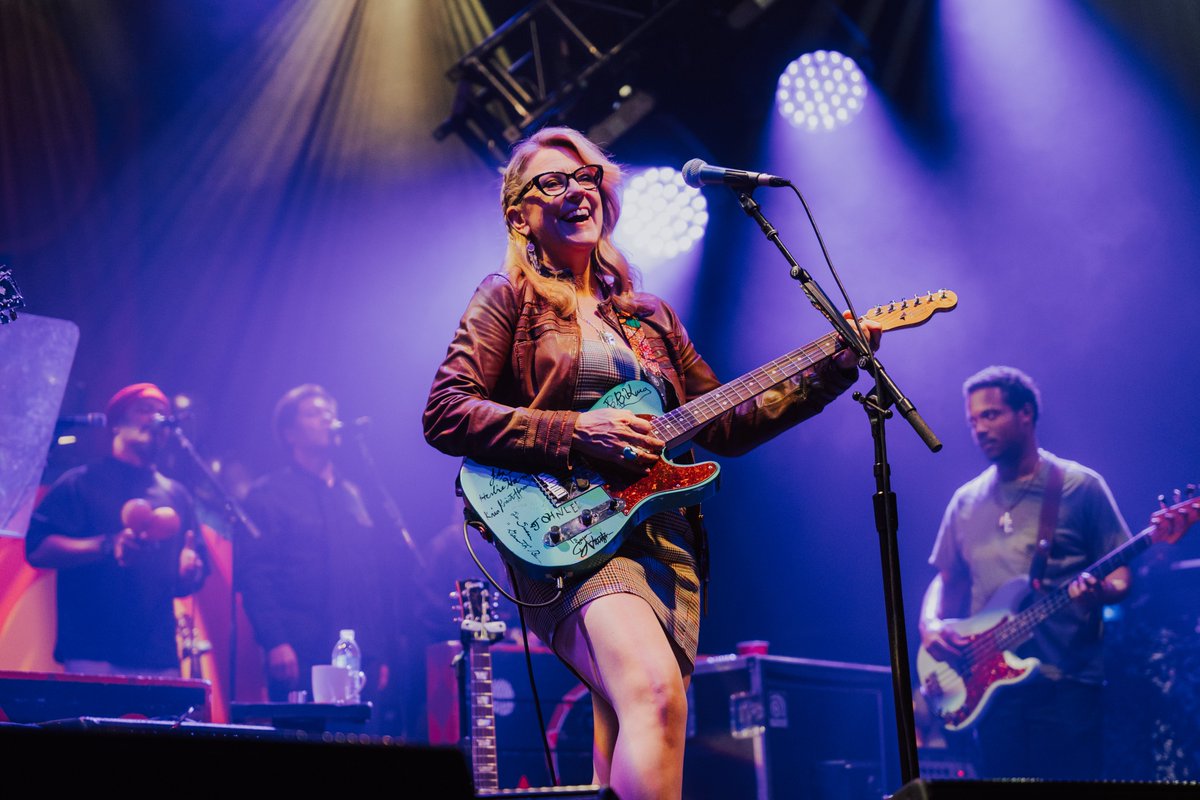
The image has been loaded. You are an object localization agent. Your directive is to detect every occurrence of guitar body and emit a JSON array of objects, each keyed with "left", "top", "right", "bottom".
[
  {"left": 916, "top": 577, "right": 1041, "bottom": 732},
  {"left": 459, "top": 380, "right": 720, "bottom": 580}
]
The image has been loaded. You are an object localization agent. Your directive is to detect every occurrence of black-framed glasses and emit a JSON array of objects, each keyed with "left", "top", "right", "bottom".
[{"left": 514, "top": 164, "right": 604, "bottom": 202}]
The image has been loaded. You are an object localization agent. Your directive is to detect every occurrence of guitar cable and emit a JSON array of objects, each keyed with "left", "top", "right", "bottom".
[
  {"left": 512, "top": 577, "right": 561, "bottom": 788},
  {"left": 460, "top": 517, "right": 562, "bottom": 786},
  {"left": 461, "top": 518, "right": 564, "bottom": 608}
]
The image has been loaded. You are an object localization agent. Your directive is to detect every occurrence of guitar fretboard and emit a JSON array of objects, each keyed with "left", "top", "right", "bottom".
[
  {"left": 988, "top": 529, "right": 1155, "bottom": 653},
  {"left": 466, "top": 644, "right": 499, "bottom": 792},
  {"left": 651, "top": 331, "right": 843, "bottom": 444}
]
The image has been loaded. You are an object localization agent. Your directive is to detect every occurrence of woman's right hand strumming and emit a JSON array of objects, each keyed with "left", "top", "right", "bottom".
[{"left": 572, "top": 408, "right": 664, "bottom": 470}]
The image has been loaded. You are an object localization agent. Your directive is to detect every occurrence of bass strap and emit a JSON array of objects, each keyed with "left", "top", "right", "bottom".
[{"left": 1028, "top": 460, "right": 1065, "bottom": 592}]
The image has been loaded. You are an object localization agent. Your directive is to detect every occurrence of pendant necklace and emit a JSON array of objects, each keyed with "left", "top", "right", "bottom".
[
  {"left": 996, "top": 459, "right": 1040, "bottom": 535},
  {"left": 581, "top": 311, "right": 618, "bottom": 346}
]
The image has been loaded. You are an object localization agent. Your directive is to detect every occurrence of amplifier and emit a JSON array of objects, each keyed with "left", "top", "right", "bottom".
[
  {"left": 682, "top": 654, "right": 901, "bottom": 800},
  {"left": 426, "top": 641, "right": 593, "bottom": 788}
]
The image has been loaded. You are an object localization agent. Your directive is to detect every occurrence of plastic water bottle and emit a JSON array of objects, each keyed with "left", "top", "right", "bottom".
[{"left": 331, "top": 629, "right": 363, "bottom": 703}]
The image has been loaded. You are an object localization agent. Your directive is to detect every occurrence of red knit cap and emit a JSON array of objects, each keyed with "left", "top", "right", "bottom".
[{"left": 104, "top": 382, "right": 170, "bottom": 426}]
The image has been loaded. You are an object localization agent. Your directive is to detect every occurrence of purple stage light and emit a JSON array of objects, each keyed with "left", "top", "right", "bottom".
[
  {"left": 776, "top": 50, "right": 867, "bottom": 132},
  {"left": 614, "top": 167, "right": 708, "bottom": 266}
]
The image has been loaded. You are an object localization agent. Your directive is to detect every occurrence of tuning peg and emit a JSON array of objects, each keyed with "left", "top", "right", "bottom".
[
  {"left": 1158, "top": 493, "right": 1168, "bottom": 510},
  {"left": 1175, "top": 488, "right": 1184, "bottom": 504},
  {"left": 1186, "top": 484, "right": 1196, "bottom": 499}
]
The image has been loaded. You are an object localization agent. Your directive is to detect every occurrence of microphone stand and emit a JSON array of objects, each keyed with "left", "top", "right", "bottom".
[
  {"left": 163, "top": 420, "right": 262, "bottom": 707},
  {"left": 348, "top": 425, "right": 429, "bottom": 573},
  {"left": 733, "top": 188, "right": 940, "bottom": 788}
]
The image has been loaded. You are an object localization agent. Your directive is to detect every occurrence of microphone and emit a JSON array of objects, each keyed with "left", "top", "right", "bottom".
[
  {"left": 680, "top": 158, "right": 790, "bottom": 189},
  {"left": 331, "top": 417, "right": 371, "bottom": 432},
  {"left": 55, "top": 413, "right": 108, "bottom": 429},
  {"left": 150, "top": 413, "right": 179, "bottom": 429}
]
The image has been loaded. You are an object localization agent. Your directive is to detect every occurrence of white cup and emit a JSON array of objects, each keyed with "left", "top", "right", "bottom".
[{"left": 311, "top": 664, "right": 366, "bottom": 705}]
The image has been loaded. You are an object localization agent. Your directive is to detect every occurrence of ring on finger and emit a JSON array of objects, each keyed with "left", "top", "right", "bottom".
[{"left": 621, "top": 445, "right": 640, "bottom": 461}]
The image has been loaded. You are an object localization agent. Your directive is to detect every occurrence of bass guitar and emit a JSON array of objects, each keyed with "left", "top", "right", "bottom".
[
  {"left": 453, "top": 579, "right": 506, "bottom": 793},
  {"left": 917, "top": 488, "right": 1200, "bottom": 732},
  {"left": 459, "top": 290, "right": 958, "bottom": 580}
]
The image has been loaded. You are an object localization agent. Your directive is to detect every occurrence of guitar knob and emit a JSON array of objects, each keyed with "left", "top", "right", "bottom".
[
  {"left": 547, "top": 526, "right": 563, "bottom": 545},
  {"left": 581, "top": 509, "right": 593, "bottom": 526},
  {"left": 574, "top": 476, "right": 590, "bottom": 491}
]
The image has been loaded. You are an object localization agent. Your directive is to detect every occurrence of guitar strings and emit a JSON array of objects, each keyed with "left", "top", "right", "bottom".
[{"left": 652, "top": 332, "right": 841, "bottom": 441}]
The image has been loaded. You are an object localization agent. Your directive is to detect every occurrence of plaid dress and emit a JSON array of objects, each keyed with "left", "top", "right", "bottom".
[{"left": 512, "top": 336, "right": 701, "bottom": 671}]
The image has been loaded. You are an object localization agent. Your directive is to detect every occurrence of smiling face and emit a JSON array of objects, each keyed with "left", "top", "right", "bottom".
[{"left": 505, "top": 145, "right": 604, "bottom": 274}]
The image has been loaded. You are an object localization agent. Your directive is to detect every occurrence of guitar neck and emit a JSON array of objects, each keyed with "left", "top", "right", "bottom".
[
  {"left": 464, "top": 642, "right": 499, "bottom": 792},
  {"left": 651, "top": 330, "right": 843, "bottom": 443},
  {"left": 993, "top": 526, "right": 1155, "bottom": 650}
]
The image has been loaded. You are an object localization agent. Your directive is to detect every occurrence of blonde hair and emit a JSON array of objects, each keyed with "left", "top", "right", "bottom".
[{"left": 500, "top": 126, "right": 646, "bottom": 317}]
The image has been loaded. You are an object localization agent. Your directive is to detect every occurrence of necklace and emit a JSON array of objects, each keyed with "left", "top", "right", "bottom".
[
  {"left": 996, "top": 459, "right": 1041, "bottom": 535},
  {"left": 581, "top": 311, "right": 618, "bottom": 346}
]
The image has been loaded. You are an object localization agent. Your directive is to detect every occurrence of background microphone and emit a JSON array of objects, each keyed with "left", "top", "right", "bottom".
[
  {"left": 681, "top": 158, "right": 790, "bottom": 189},
  {"left": 55, "top": 412, "right": 108, "bottom": 429},
  {"left": 150, "top": 413, "right": 179, "bottom": 429}
]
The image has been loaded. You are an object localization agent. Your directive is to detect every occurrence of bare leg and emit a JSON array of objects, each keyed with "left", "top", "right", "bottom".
[
  {"left": 591, "top": 691, "right": 618, "bottom": 785},
  {"left": 554, "top": 592, "right": 689, "bottom": 800}
]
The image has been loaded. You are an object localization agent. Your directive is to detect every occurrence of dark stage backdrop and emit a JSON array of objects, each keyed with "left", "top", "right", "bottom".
[{"left": 4, "top": 0, "right": 1199, "bottom": 774}]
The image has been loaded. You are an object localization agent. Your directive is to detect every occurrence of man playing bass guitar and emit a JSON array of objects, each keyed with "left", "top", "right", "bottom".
[{"left": 918, "top": 366, "right": 1132, "bottom": 781}]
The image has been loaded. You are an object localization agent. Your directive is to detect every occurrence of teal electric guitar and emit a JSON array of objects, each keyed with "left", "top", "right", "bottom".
[{"left": 459, "top": 290, "right": 958, "bottom": 580}]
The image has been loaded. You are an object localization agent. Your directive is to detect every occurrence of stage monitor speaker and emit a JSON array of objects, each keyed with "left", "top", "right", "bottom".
[
  {"left": 891, "top": 778, "right": 1200, "bottom": 799},
  {"left": 0, "top": 720, "right": 475, "bottom": 796}
]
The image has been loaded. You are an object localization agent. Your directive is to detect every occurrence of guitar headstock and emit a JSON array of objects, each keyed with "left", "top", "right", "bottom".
[
  {"left": 1149, "top": 485, "right": 1200, "bottom": 546},
  {"left": 453, "top": 578, "right": 506, "bottom": 645},
  {"left": 0, "top": 266, "right": 25, "bottom": 325},
  {"left": 865, "top": 289, "right": 957, "bottom": 332}
]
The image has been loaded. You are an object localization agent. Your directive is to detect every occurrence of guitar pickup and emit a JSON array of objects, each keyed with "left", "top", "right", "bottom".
[{"left": 543, "top": 498, "right": 627, "bottom": 546}]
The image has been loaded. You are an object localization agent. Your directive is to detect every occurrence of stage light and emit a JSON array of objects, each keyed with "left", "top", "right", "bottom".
[
  {"left": 614, "top": 167, "right": 708, "bottom": 266},
  {"left": 776, "top": 50, "right": 867, "bottom": 132}
]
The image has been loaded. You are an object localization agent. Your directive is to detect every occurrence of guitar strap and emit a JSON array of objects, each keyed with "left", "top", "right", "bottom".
[
  {"left": 1028, "top": 460, "right": 1065, "bottom": 592},
  {"left": 615, "top": 308, "right": 711, "bottom": 615}
]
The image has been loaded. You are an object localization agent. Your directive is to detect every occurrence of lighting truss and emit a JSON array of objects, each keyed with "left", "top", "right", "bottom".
[{"left": 434, "top": 0, "right": 684, "bottom": 168}]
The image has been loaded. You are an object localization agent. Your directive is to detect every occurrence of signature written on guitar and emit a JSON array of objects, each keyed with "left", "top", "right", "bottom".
[
  {"left": 603, "top": 382, "right": 654, "bottom": 411},
  {"left": 571, "top": 529, "right": 614, "bottom": 559}
]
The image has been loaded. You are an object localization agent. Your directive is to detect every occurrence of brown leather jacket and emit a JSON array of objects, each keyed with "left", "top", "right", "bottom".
[{"left": 423, "top": 272, "right": 859, "bottom": 472}]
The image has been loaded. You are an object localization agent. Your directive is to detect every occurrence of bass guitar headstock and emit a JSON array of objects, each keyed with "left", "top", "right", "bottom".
[{"left": 1150, "top": 485, "right": 1200, "bottom": 546}]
